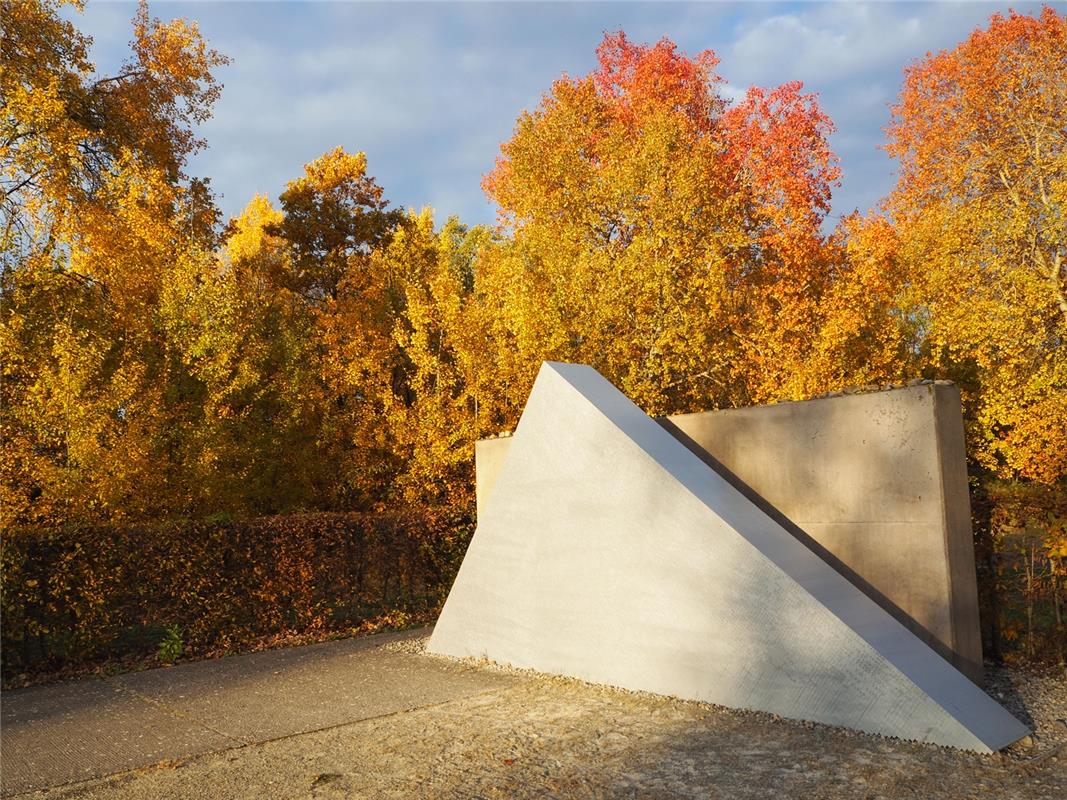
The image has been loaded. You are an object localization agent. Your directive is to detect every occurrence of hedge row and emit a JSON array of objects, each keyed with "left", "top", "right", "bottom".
[
  {"left": 4, "top": 504, "right": 1061, "bottom": 684},
  {"left": 1, "top": 510, "right": 472, "bottom": 680}
]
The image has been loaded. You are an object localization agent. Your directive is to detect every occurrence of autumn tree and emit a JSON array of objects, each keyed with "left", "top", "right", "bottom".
[
  {"left": 242, "top": 165, "right": 494, "bottom": 510},
  {"left": 372, "top": 210, "right": 495, "bottom": 505},
  {"left": 158, "top": 195, "right": 329, "bottom": 515},
  {"left": 802, "top": 213, "right": 916, "bottom": 391},
  {"left": 1, "top": 0, "right": 228, "bottom": 525},
  {"left": 249, "top": 148, "right": 407, "bottom": 508},
  {"left": 479, "top": 32, "right": 895, "bottom": 420},
  {"left": 2, "top": 0, "right": 224, "bottom": 278},
  {"left": 270, "top": 148, "right": 403, "bottom": 305},
  {"left": 879, "top": 7, "right": 1067, "bottom": 659},
  {"left": 884, "top": 6, "right": 1066, "bottom": 485}
]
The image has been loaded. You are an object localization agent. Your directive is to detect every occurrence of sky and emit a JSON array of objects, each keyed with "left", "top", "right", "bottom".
[{"left": 69, "top": 1, "right": 1050, "bottom": 229}]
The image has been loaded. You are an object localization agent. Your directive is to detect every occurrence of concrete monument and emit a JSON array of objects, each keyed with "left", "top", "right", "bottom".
[
  {"left": 429, "top": 362, "right": 1027, "bottom": 752},
  {"left": 474, "top": 382, "right": 983, "bottom": 682}
]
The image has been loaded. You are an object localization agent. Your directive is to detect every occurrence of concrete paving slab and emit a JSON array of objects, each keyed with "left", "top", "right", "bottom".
[
  {"left": 0, "top": 627, "right": 520, "bottom": 797},
  {"left": 13, "top": 659, "right": 1065, "bottom": 800},
  {"left": 1, "top": 678, "right": 235, "bottom": 796},
  {"left": 113, "top": 628, "right": 521, "bottom": 742}
]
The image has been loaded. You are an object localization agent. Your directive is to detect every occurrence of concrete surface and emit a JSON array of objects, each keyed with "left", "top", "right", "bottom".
[
  {"left": 0, "top": 679, "right": 235, "bottom": 794},
  {"left": 431, "top": 362, "right": 1027, "bottom": 752},
  {"left": 475, "top": 382, "right": 983, "bottom": 682},
  {"left": 0, "top": 629, "right": 519, "bottom": 797},
  {"left": 474, "top": 436, "right": 511, "bottom": 520},
  {"left": 18, "top": 652, "right": 1064, "bottom": 800}
]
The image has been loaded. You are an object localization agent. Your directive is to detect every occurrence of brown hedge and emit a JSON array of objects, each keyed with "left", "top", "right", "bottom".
[{"left": 1, "top": 510, "right": 472, "bottom": 680}]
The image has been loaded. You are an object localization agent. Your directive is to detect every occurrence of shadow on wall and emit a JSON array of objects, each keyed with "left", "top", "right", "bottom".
[
  {"left": 658, "top": 417, "right": 967, "bottom": 680},
  {"left": 659, "top": 411, "right": 1035, "bottom": 731}
]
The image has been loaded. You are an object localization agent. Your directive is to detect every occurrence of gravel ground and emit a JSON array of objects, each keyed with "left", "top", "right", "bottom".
[{"left": 24, "top": 639, "right": 1067, "bottom": 800}]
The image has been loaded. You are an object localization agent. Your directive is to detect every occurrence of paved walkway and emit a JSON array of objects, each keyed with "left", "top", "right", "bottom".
[
  {"left": 0, "top": 627, "right": 517, "bottom": 797},
  {"left": 3, "top": 630, "right": 1063, "bottom": 799}
]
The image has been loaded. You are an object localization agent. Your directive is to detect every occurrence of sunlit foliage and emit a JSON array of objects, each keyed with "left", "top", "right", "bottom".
[
  {"left": 479, "top": 33, "right": 902, "bottom": 416},
  {"left": 2, "top": 3, "right": 1063, "bottom": 664},
  {"left": 2, "top": 0, "right": 227, "bottom": 526},
  {"left": 884, "top": 7, "right": 1066, "bottom": 486}
]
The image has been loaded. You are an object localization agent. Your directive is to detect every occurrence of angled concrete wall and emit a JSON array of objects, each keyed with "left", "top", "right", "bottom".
[
  {"left": 475, "top": 383, "right": 983, "bottom": 683},
  {"left": 431, "top": 363, "right": 1026, "bottom": 752}
]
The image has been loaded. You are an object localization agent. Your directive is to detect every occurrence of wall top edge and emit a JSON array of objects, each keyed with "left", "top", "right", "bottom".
[{"left": 477, "top": 377, "right": 957, "bottom": 441}]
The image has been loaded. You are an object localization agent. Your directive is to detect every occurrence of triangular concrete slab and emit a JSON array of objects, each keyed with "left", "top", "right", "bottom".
[{"left": 429, "top": 362, "right": 1029, "bottom": 752}]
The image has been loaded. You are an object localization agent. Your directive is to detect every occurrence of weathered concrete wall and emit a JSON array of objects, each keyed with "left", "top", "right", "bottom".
[
  {"left": 474, "top": 383, "right": 983, "bottom": 683},
  {"left": 431, "top": 363, "right": 1026, "bottom": 752},
  {"left": 475, "top": 437, "right": 512, "bottom": 519}
]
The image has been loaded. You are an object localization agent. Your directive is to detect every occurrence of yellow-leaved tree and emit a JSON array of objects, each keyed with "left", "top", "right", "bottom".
[
  {"left": 372, "top": 210, "right": 494, "bottom": 506},
  {"left": 1, "top": 0, "right": 227, "bottom": 525}
]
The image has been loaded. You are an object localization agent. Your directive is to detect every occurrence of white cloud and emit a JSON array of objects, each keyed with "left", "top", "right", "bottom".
[
  {"left": 729, "top": 2, "right": 1043, "bottom": 92},
  {"left": 69, "top": 1, "right": 1052, "bottom": 228},
  {"left": 718, "top": 82, "right": 749, "bottom": 106},
  {"left": 719, "top": 1, "right": 1047, "bottom": 222}
]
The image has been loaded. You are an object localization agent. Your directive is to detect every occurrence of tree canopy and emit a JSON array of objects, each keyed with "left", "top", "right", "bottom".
[
  {"left": 2, "top": 3, "right": 1063, "bottom": 534},
  {"left": 884, "top": 6, "right": 1066, "bottom": 484}
]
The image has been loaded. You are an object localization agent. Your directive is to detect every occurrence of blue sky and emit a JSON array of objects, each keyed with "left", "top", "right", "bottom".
[{"left": 71, "top": 1, "right": 1048, "bottom": 229}]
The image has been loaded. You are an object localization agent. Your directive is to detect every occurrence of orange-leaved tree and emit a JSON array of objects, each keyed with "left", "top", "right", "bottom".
[
  {"left": 884, "top": 6, "right": 1066, "bottom": 485},
  {"left": 479, "top": 32, "right": 898, "bottom": 420},
  {"left": 882, "top": 6, "right": 1066, "bottom": 660},
  {"left": 261, "top": 148, "right": 406, "bottom": 508}
]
